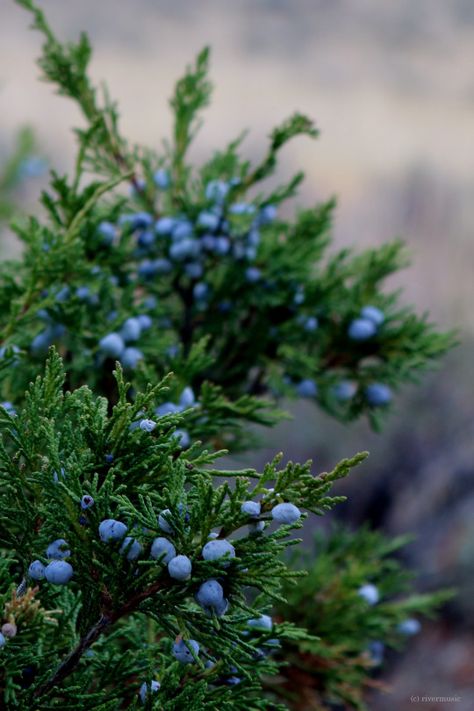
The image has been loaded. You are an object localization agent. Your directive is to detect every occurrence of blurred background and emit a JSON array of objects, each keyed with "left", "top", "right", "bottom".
[{"left": 1, "top": 1, "right": 473, "bottom": 708}]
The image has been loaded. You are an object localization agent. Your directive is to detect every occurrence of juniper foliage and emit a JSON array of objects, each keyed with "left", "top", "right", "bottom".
[
  {"left": 0, "top": 351, "right": 365, "bottom": 708},
  {"left": 0, "top": 2, "right": 455, "bottom": 709},
  {"left": 0, "top": 0, "right": 454, "bottom": 452}
]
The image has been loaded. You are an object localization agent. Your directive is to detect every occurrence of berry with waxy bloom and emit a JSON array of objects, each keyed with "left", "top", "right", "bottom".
[
  {"left": 139, "top": 680, "right": 161, "bottom": 704},
  {"left": 240, "top": 501, "right": 261, "bottom": 518},
  {"left": 247, "top": 614, "right": 273, "bottom": 631},
  {"left": 28, "top": 560, "right": 45, "bottom": 580},
  {"left": 365, "top": 383, "right": 392, "bottom": 406},
  {"left": 150, "top": 537, "right": 176, "bottom": 564},
  {"left": 139, "top": 418, "right": 156, "bottom": 433},
  {"left": 119, "top": 536, "right": 142, "bottom": 561},
  {"left": 172, "top": 638, "right": 200, "bottom": 664},
  {"left": 44, "top": 560, "right": 74, "bottom": 585},
  {"left": 99, "top": 519, "right": 128, "bottom": 542},
  {"left": 271, "top": 502, "right": 301, "bottom": 525},
  {"left": 361, "top": 305, "right": 384, "bottom": 326},
  {"left": 358, "top": 583, "right": 379, "bottom": 605},
  {"left": 348, "top": 318, "right": 377, "bottom": 341},
  {"left": 81, "top": 495, "right": 94, "bottom": 510},
  {"left": 202, "top": 539, "right": 235, "bottom": 566},
  {"left": 168, "top": 555, "right": 192, "bottom": 581},
  {"left": 46, "top": 538, "right": 71, "bottom": 560},
  {"left": 195, "top": 579, "right": 224, "bottom": 610},
  {"left": 121, "top": 347, "right": 144, "bottom": 370},
  {"left": 99, "top": 333, "right": 125, "bottom": 358},
  {"left": 296, "top": 379, "right": 318, "bottom": 398},
  {"left": 397, "top": 618, "right": 421, "bottom": 636}
]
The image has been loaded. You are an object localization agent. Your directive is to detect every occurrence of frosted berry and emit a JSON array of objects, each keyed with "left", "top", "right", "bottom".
[
  {"left": 271, "top": 502, "right": 301, "bottom": 525},
  {"left": 348, "top": 318, "right": 377, "bottom": 341},
  {"left": 172, "top": 429, "right": 190, "bottom": 448},
  {"left": 158, "top": 509, "right": 173, "bottom": 534},
  {"left": 368, "top": 640, "right": 384, "bottom": 665},
  {"left": 168, "top": 555, "right": 192, "bottom": 581},
  {"left": 154, "top": 168, "right": 170, "bottom": 189},
  {"left": 240, "top": 501, "right": 261, "bottom": 518},
  {"left": 333, "top": 380, "right": 357, "bottom": 401},
  {"left": 97, "top": 222, "right": 117, "bottom": 246},
  {"left": 81, "top": 495, "right": 95, "bottom": 510},
  {"left": 202, "top": 539, "right": 235, "bottom": 566},
  {"left": 99, "top": 333, "right": 125, "bottom": 358},
  {"left": 179, "top": 387, "right": 196, "bottom": 409},
  {"left": 245, "top": 267, "right": 261, "bottom": 283},
  {"left": 150, "top": 537, "right": 176, "bottom": 564},
  {"left": 28, "top": 560, "right": 45, "bottom": 580},
  {"left": 365, "top": 383, "right": 392, "bottom": 406},
  {"left": 172, "top": 638, "right": 200, "bottom": 664},
  {"left": 358, "top": 583, "right": 379, "bottom": 605},
  {"left": 1, "top": 622, "right": 17, "bottom": 639},
  {"left": 137, "top": 314, "right": 152, "bottom": 330},
  {"left": 44, "top": 560, "right": 73, "bottom": 585},
  {"left": 119, "top": 536, "right": 143, "bottom": 561},
  {"left": 296, "top": 379, "right": 318, "bottom": 398},
  {"left": 139, "top": 679, "right": 161, "bottom": 704},
  {"left": 247, "top": 614, "right": 272, "bottom": 631},
  {"left": 397, "top": 618, "right": 421, "bottom": 636},
  {"left": 121, "top": 347, "right": 144, "bottom": 369},
  {"left": 155, "top": 217, "right": 176, "bottom": 235},
  {"left": 361, "top": 305, "right": 384, "bottom": 326},
  {"left": 197, "top": 211, "right": 220, "bottom": 231},
  {"left": 120, "top": 317, "right": 142, "bottom": 343},
  {"left": 205, "top": 179, "right": 229, "bottom": 204},
  {"left": 46, "top": 538, "right": 71, "bottom": 560},
  {"left": 99, "top": 519, "right": 128, "bottom": 542},
  {"left": 195, "top": 579, "right": 224, "bottom": 609},
  {"left": 0, "top": 633, "right": 6, "bottom": 648},
  {"left": 139, "top": 418, "right": 156, "bottom": 433}
]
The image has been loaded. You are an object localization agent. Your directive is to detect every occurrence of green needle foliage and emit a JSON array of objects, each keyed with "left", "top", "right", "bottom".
[
  {"left": 273, "top": 528, "right": 453, "bottom": 710},
  {"left": 0, "top": 2, "right": 455, "bottom": 708},
  {"left": 0, "top": 0, "right": 454, "bottom": 452},
  {"left": 0, "top": 351, "right": 365, "bottom": 708}
]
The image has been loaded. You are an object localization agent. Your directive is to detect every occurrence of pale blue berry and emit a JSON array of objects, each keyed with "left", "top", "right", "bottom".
[
  {"left": 296, "top": 379, "right": 318, "bottom": 398},
  {"left": 226, "top": 676, "right": 241, "bottom": 685},
  {"left": 155, "top": 217, "right": 176, "bottom": 235},
  {"left": 368, "top": 640, "right": 384, "bottom": 665},
  {"left": 46, "top": 539, "right": 70, "bottom": 560},
  {"left": 333, "top": 380, "right": 357, "bottom": 401},
  {"left": 214, "top": 236, "right": 230, "bottom": 255},
  {"left": 44, "top": 560, "right": 73, "bottom": 585},
  {"left": 137, "top": 314, "right": 152, "bottom": 330},
  {"left": 120, "top": 536, "right": 142, "bottom": 561},
  {"left": 172, "top": 638, "right": 200, "bottom": 664},
  {"left": 0, "top": 633, "right": 6, "bottom": 648},
  {"left": 170, "top": 239, "right": 200, "bottom": 261},
  {"left": 1, "top": 401, "right": 16, "bottom": 416},
  {"left": 202, "top": 539, "right": 235, "bottom": 566},
  {"left": 158, "top": 510, "right": 173, "bottom": 534},
  {"left": 195, "top": 579, "right": 224, "bottom": 609},
  {"left": 230, "top": 202, "right": 255, "bottom": 215},
  {"left": 361, "top": 305, "right": 384, "bottom": 326},
  {"left": 247, "top": 614, "right": 273, "bottom": 631},
  {"left": 81, "top": 495, "right": 94, "bottom": 510},
  {"left": 99, "top": 333, "right": 125, "bottom": 358},
  {"left": 365, "top": 383, "right": 392, "bottom": 406},
  {"left": 241, "top": 501, "right": 261, "bottom": 518},
  {"left": 358, "top": 583, "right": 379, "bottom": 605},
  {"left": 99, "top": 519, "right": 128, "bottom": 542},
  {"left": 245, "top": 267, "right": 261, "bottom": 283},
  {"left": 259, "top": 204, "right": 277, "bottom": 224},
  {"left": 168, "top": 555, "right": 192, "bottom": 581},
  {"left": 137, "top": 229, "right": 156, "bottom": 249},
  {"left": 154, "top": 168, "right": 170, "bottom": 189},
  {"left": 197, "top": 211, "right": 220, "bottom": 231},
  {"left": 155, "top": 402, "right": 181, "bottom": 417},
  {"left": 205, "top": 180, "right": 229, "bottom": 204},
  {"left": 172, "top": 220, "right": 194, "bottom": 241},
  {"left": 179, "top": 387, "right": 196, "bottom": 409},
  {"left": 397, "top": 618, "right": 421, "bottom": 636},
  {"left": 98, "top": 222, "right": 116, "bottom": 245},
  {"left": 348, "top": 318, "right": 377, "bottom": 341},
  {"left": 271, "top": 503, "right": 301, "bottom": 525},
  {"left": 139, "top": 419, "right": 156, "bottom": 433},
  {"left": 185, "top": 262, "right": 203, "bottom": 279},
  {"left": 139, "top": 679, "right": 161, "bottom": 704},
  {"left": 304, "top": 316, "right": 318, "bottom": 332},
  {"left": 28, "top": 560, "right": 45, "bottom": 580},
  {"left": 151, "top": 537, "right": 176, "bottom": 564},
  {"left": 121, "top": 347, "right": 144, "bottom": 370},
  {"left": 248, "top": 521, "right": 265, "bottom": 534},
  {"left": 193, "top": 282, "right": 208, "bottom": 301},
  {"left": 120, "top": 317, "right": 142, "bottom": 343},
  {"left": 173, "top": 429, "right": 190, "bottom": 448}
]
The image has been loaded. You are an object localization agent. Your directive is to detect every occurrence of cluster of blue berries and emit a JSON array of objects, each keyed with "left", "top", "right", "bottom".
[
  {"left": 28, "top": 538, "right": 74, "bottom": 585},
  {"left": 348, "top": 305, "right": 385, "bottom": 342},
  {"left": 99, "top": 314, "right": 152, "bottom": 369},
  {"left": 154, "top": 386, "right": 199, "bottom": 448}
]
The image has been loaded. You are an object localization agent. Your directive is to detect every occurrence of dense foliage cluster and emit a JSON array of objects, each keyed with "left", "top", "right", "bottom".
[{"left": 0, "top": 1, "right": 453, "bottom": 708}]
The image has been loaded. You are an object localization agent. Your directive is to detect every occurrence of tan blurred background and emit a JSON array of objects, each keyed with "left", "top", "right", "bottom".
[{"left": 1, "top": 1, "right": 474, "bottom": 708}]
